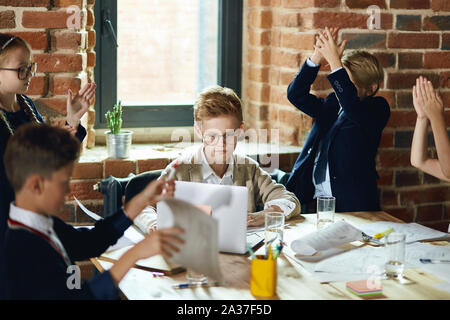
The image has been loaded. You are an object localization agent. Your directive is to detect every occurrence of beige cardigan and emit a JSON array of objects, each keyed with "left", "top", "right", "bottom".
[{"left": 134, "top": 146, "right": 301, "bottom": 233}]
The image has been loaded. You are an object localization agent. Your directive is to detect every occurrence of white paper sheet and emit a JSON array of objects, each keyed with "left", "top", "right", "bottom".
[
  {"left": 290, "top": 220, "right": 363, "bottom": 255},
  {"left": 284, "top": 228, "right": 450, "bottom": 283},
  {"left": 358, "top": 222, "right": 448, "bottom": 244},
  {"left": 158, "top": 198, "right": 223, "bottom": 282},
  {"left": 74, "top": 196, "right": 102, "bottom": 221}
]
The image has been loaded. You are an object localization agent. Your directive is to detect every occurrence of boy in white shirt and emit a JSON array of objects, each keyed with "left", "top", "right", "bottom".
[{"left": 134, "top": 85, "right": 301, "bottom": 233}]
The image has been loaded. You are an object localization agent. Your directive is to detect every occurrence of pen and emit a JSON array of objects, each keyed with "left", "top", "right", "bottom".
[
  {"left": 374, "top": 228, "right": 393, "bottom": 240},
  {"left": 420, "top": 258, "right": 450, "bottom": 264},
  {"left": 172, "top": 281, "right": 220, "bottom": 289},
  {"left": 267, "top": 245, "right": 273, "bottom": 260}
]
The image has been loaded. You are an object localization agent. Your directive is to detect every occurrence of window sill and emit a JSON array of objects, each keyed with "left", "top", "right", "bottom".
[
  {"left": 95, "top": 127, "right": 195, "bottom": 144},
  {"left": 76, "top": 141, "right": 302, "bottom": 179}
]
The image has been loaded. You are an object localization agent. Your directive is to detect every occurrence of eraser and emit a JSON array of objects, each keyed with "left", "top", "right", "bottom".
[{"left": 346, "top": 279, "right": 382, "bottom": 297}]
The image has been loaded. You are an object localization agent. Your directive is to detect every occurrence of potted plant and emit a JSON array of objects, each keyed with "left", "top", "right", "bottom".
[{"left": 105, "top": 100, "right": 133, "bottom": 158}]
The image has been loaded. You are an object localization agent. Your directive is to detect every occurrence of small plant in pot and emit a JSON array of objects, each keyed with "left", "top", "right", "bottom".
[{"left": 105, "top": 100, "right": 133, "bottom": 158}]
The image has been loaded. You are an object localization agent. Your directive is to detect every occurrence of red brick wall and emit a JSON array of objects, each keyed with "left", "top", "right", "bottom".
[
  {"left": 0, "top": 0, "right": 96, "bottom": 149},
  {"left": 243, "top": 0, "right": 450, "bottom": 231}
]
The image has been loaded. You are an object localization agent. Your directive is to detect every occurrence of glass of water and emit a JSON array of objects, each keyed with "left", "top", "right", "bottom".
[
  {"left": 265, "top": 212, "right": 284, "bottom": 257},
  {"left": 316, "top": 196, "right": 335, "bottom": 229},
  {"left": 186, "top": 269, "right": 208, "bottom": 285},
  {"left": 384, "top": 232, "right": 406, "bottom": 279}
]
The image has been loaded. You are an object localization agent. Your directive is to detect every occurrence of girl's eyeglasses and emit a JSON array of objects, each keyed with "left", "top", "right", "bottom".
[{"left": 0, "top": 62, "right": 37, "bottom": 80}]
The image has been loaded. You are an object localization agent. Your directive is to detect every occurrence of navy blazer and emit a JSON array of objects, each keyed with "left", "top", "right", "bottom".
[
  {"left": 285, "top": 61, "right": 390, "bottom": 212},
  {"left": 5, "top": 208, "right": 132, "bottom": 300}
]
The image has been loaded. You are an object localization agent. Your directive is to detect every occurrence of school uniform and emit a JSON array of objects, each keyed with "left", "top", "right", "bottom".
[
  {"left": 0, "top": 94, "right": 86, "bottom": 299},
  {"left": 285, "top": 59, "right": 390, "bottom": 213},
  {"left": 5, "top": 203, "right": 132, "bottom": 300}
]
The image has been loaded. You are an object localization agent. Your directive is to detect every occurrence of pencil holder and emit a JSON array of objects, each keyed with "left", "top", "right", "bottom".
[{"left": 250, "top": 255, "right": 277, "bottom": 297}]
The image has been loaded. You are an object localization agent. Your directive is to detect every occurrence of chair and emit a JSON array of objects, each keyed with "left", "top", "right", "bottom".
[
  {"left": 96, "top": 169, "right": 163, "bottom": 217},
  {"left": 269, "top": 168, "right": 290, "bottom": 186},
  {"left": 124, "top": 169, "right": 164, "bottom": 203}
]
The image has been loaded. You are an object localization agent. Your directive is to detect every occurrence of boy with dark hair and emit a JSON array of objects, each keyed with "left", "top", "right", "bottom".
[{"left": 4, "top": 123, "right": 183, "bottom": 299}]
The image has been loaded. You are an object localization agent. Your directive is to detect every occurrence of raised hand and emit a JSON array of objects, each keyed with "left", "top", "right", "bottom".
[
  {"left": 311, "top": 27, "right": 340, "bottom": 65},
  {"left": 66, "top": 82, "right": 97, "bottom": 129},
  {"left": 316, "top": 27, "right": 347, "bottom": 71},
  {"left": 412, "top": 76, "right": 427, "bottom": 119},
  {"left": 421, "top": 78, "right": 444, "bottom": 121}
]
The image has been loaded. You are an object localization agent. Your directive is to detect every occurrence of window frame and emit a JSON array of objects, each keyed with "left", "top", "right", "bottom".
[{"left": 94, "top": 0, "right": 243, "bottom": 129}]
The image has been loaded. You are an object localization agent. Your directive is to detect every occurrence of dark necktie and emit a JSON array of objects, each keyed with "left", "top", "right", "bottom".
[{"left": 313, "top": 108, "right": 343, "bottom": 184}]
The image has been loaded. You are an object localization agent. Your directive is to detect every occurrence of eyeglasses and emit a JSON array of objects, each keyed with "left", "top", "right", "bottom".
[
  {"left": 202, "top": 129, "right": 241, "bottom": 145},
  {"left": 0, "top": 62, "right": 37, "bottom": 80}
]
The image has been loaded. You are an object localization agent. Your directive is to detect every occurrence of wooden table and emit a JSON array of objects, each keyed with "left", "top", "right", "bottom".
[{"left": 91, "top": 211, "right": 450, "bottom": 300}]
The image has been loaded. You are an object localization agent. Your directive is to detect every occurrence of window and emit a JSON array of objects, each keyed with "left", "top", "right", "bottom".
[{"left": 94, "top": 0, "right": 243, "bottom": 129}]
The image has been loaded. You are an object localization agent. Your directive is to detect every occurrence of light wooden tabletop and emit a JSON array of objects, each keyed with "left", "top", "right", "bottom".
[{"left": 91, "top": 211, "right": 450, "bottom": 300}]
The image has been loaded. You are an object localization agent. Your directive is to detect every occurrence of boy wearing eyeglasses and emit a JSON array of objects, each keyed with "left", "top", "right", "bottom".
[
  {"left": 134, "top": 85, "right": 300, "bottom": 233},
  {"left": 0, "top": 33, "right": 96, "bottom": 299}
]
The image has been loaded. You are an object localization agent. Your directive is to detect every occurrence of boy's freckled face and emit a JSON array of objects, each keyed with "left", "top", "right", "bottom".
[
  {"left": 41, "top": 164, "right": 74, "bottom": 216},
  {"left": 200, "top": 115, "right": 243, "bottom": 164}
]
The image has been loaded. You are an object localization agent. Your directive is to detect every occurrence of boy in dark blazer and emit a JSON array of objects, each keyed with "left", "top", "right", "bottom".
[
  {"left": 3, "top": 123, "right": 183, "bottom": 299},
  {"left": 285, "top": 27, "right": 390, "bottom": 213}
]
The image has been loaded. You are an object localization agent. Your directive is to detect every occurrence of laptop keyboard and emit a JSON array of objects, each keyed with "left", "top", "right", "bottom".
[{"left": 246, "top": 231, "right": 264, "bottom": 253}]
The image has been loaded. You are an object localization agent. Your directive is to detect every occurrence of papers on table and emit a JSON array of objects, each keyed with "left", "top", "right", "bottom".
[
  {"left": 284, "top": 219, "right": 450, "bottom": 284},
  {"left": 290, "top": 220, "right": 363, "bottom": 256},
  {"left": 358, "top": 221, "right": 448, "bottom": 244}
]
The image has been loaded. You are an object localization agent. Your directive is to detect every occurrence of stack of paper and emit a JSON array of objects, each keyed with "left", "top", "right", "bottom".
[{"left": 285, "top": 220, "right": 450, "bottom": 284}]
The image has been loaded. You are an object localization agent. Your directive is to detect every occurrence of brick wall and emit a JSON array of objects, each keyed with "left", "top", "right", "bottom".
[
  {"left": 0, "top": 0, "right": 96, "bottom": 149},
  {"left": 243, "top": 0, "right": 450, "bottom": 231}
]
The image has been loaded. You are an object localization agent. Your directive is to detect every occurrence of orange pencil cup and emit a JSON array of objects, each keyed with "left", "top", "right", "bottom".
[{"left": 250, "top": 255, "right": 277, "bottom": 297}]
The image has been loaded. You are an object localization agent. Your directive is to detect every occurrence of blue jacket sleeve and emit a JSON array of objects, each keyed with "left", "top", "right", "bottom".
[
  {"left": 327, "top": 68, "right": 390, "bottom": 131},
  {"left": 287, "top": 61, "right": 325, "bottom": 119},
  {"left": 53, "top": 208, "right": 133, "bottom": 262}
]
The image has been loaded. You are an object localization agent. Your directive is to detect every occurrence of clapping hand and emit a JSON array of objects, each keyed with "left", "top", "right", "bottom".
[
  {"left": 315, "top": 27, "right": 347, "bottom": 71},
  {"left": 66, "top": 82, "right": 97, "bottom": 129},
  {"left": 413, "top": 76, "right": 444, "bottom": 121},
  {"left": 311, "top": 27, "right": 340, "bottom": 65}
]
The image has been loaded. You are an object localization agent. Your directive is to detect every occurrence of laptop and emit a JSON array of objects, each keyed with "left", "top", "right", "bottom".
[{"left": 157, "top": 181, "right": 263, "bottom": 254}]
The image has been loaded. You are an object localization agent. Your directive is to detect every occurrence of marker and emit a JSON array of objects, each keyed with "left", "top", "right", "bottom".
[
  {"left": 374, "top": 228, "right": 393, "bottom": 239},
  {"left": 247, "top": 244, "right": 257, "bottom": 260},
  {"left": 273, "top": 243, "right": 283, "bottom": 260},
  {"left": 172, "top": 281, "right": 220, "bottom": 289},
  {"left": 152, "top": 272, "right": 165, "bottom": 278},
  {"left": 166, "top": 161, "right": 179, "bottom": 180}
]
